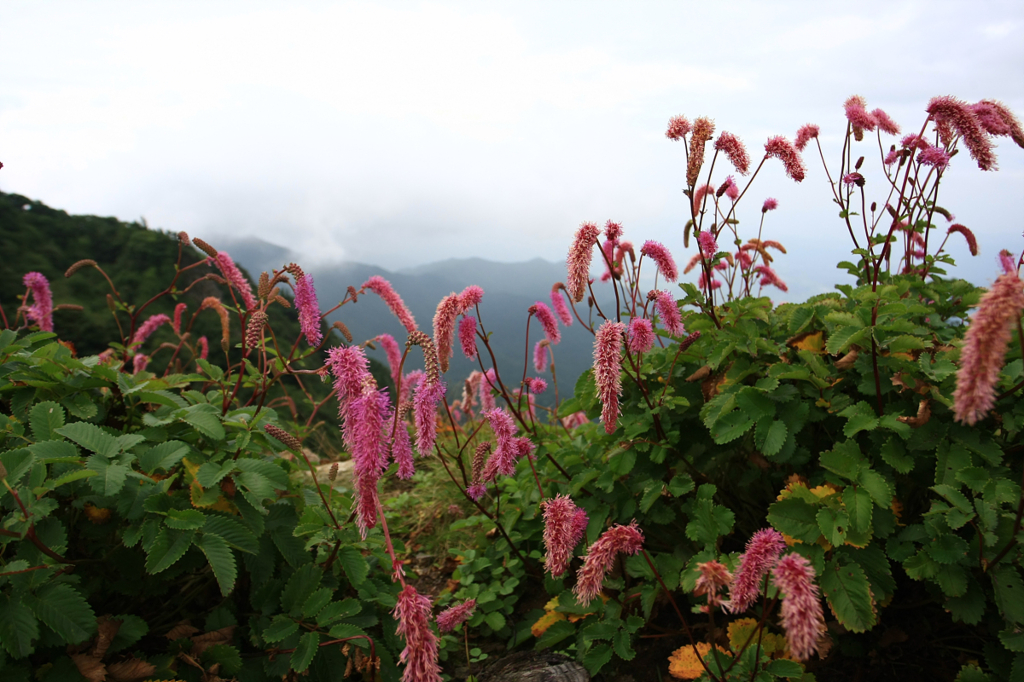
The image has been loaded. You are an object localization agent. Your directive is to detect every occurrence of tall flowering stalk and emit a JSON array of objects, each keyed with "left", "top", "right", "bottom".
[
  {"left": 550, "top": 283, "right": 574, "bottom": 326},
  {"left": 652, "top": 290, "right": 686, "bottom": 337},
  {"left": 725, "top": 528, "right": 786, "bottom": 614},
  {"left": 393, "top": 584, "right": 442, "bottom": 682},
  {"left": 172, "top": 302, "right": 187, "bottom": 333},
  {"left": 375, "top": 333, "right": 403, "bottom": 390},
  {"left": 530, "top": 301, "right": 561, "bottom": 345},
  {"left": 22, "top": 272, "right": 53, "bottom": 332},
  {"left": 363, "top": 275, "right": 417, "bottom": 332},
  {"left": 132, "top": 313, "right": 170, "bottom": 345},
  {"left": 436, "top": 599, "right": 476, "bottom": 633},
  {"left": 567, "top": 222, "right": 601, "bottom": 302},
  {"left": 458, "top": 316, "right": 478, "bottom": 359},
  {"left": 212, "top": 252, "right": 257, "bottom": 311},
  {"left": 573, "top": 522, "right": 644, "bottom": 606},
  {"left": 542, "top": 495, "right": 589, "bottom": 578},
  {"left": 290, "top": 266, "right": 323, "bottom": 347},
  {"left": 640, "top": 240, "right": 678, "bottom": 282},
  {"left": 593, "top": 320, "right": 626, "bottom": 434},
  {"left": 953, "top": 266, "right": 1024, "bottom": 425},
  {"left": 432, "top": 292, "right": 462, "bottom": 373}
]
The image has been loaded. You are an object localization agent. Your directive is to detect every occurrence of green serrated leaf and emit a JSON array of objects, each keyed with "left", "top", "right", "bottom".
[
  {"left": 201, "top": 644, "right": 243, "bottom": 675},
  {"left": 842, "top": 486, "right": 873, "bottom": 534},
  {"left": 27, "top": 440, "right": 79, "bottom": 464},
  {"left": 820, "top": 440, "right": 865, "bottom": 481},
  {"left": 858, "top": 469, "right": 893, "bottom": 507},
  {"left": 263, "top": 615, "right": 299, "bottom": 643},
  {"left": 820, "top": 560, "right": 876, "bottom": 632},
  {"left": 179, "top": 404, "right": 226, "bottom": 441},
  {"left": 145, "top": 528, "right": 194, "bottom": 574},
  {"left": 317, "top": 599, "right": 361, "bottom": 627},
  {"left": 760, "top": 420, "right": 787, "bottom": 457},
  {"left": 826, "top": 325, "right": 869, "bottom": 355},
  {"left": 302, "top": 588, "right": 334, "bottom": 619},
  {"left": 839, "top": 401, "right": 879, "bottom": 438},
  {"left": 710, "top": 409, "right": 755, "bottom": 444},
  {"left": 338, "top": 546, "right": 369, "bottom": 587},
  {"left": 926, "top": 534, "right": 970, "bottom": 565},
  {"left": 765, "top": 659, "right": 805, "bottom": 678},
  {"left": 768, "top": 498, "right": 822, "bottom": 543},
  {"left": 932, "top": 484, "right": 973, "bottom": 514},
  {"left": 203, "top": 515, "right": 258, "bottom": 554},
  {"left": 817, "top": 507, "right": 850, "bottom": 547},
  {"left": 54, "top": 422, "right": 118, "bottom": 458},
  {"left": 991, "top": 565, "right": 1024, "bottom": 625},
  {"left": 198, "top": 533, "right": 237, "bottom": 596},
  {"left": 166, "top": 509, "right": 207, "bottom": 530},
  {"left": 29, "top": 402, "right": 65, "bottom": 442},
  {"left": 281, "top": 564, "right": 323, "bottom": 615},
  {"left": 86, "top": 457, "right": 129, "bottom": 497},
  {"left": 23, "top": 583, "right": 95, "bottom": 645},
  {"left": 582, "top": 642, "right": 614, "bottom": 676},
  {"left": 0, "top": 594, "right": 38, "bottom": 658},
  {"left": 880, "top": 437, "right": 914, "bottom": 474},
  {"left": 139, "top": 440, "right": 189, "bottom": 474},
  {"left": 290, "top": 631, "right": 320, "bottom": 672},
  {"left": 327, "top": 622, "right": 368, "bottom": 641}
]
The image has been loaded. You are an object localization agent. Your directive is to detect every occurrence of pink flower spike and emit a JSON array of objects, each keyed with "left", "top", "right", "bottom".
[
  {"left": 481, "top": 408, "right": 519, "bottom": 479},
  {"left": 533, "top": 339, "right": 550, "bottom": 373},
  {"left": 654, "top": 290, "right": 686, "bottom": 337},
  {"left": 605, "top": 220, "right": 624, "bottom": 241},
  {"left": 567, "top": 222, "right": 601, "bottom": 303},
  {"left": 694, "top": 560, "right": 733, "bottom": 608},
  {"left": 999, "top": 250, "right": 1017, "bottom": 275},
  {"left": 550, "top": 284, "right": 574, "bottom": 326},
  {"left": 293, "top": 271, "right": 323, "bottom": 347},
  {"left": 692, "top": 184, "right": 715, "bottom": 215},
  {"left": 392, "top": 420, "right": 415, "bottom": 480},
  {"left": 542, "top": 495, "right": 589, "bottom": 578},
  {"left": 764, "top": 136, "right": 806, "bottom": 182},
  {"left": 413, "top": 379, "right": 445, "bottom": 456},
  {"left": 762, "top": 198, "right": 778, "bottom": 213},
  {"left": 393, "top": 584, "right": 442, "bottom": 682},
  {"left": 794, "top": 124, "right": 820, "bottom": 151},
  {"left": 844, "top": 95, "right": 878, "bottom": 136},
  {"left": 725, "top": 528, "right": 786, "bottom": 614},
  {"left": 432, "top": 293, "right": 462, "bottom": 373},
  {"left": 976, "top": 99, "right": 1024, "bottom": 146},
  {"left": 953, "top": 268, "right": 1024, "bottom": 425},
  {"left": 527, "top": 377, "right": 548, "bottom": 394},
  {"left": 458, "top": 316, "right": 478, "bottom": 360},
  {"left": 573, "top": 522, "right": 644, "bottom": 606},
  {"left": 172, "top": 303, "right": 187, "bottom": 334},
  {"left": 698, "top": 231, "right": 718, "bottom": 260},
  {"left": 376, "top": 333, "right": 404, "bottom": 390},
  {"left": 327, "top": 345, "right": 373, "bottom": 414},
  {"left": 947, "top": 224, "right": 978, "bottom": 257},
  {"left": 22, "top": 272, "right": 53, "bottom": 332},
  {"left": 457, "top": 285, "right": 484, "bottom": 313},
  {"left": 927, "top": 95, "right": 997, "bottom": 171},
  {"left": 347, "top": 383, "right": 391, "bottom": 536},
  {"left": 212, "top": 252, "right": 257, "bottom": 311},
  {"left": 918, "top": 146, "right": 951, "bottom": 171},
  {"left": 640, "top": 241, "right": 679, "bottom": 282},
  {"left": 715, "top": 131, "right": 751, "bottom": 174},
  {"left": 666, "top": 115, "right": 692, "bottom": 140},
  {"left": 755, "top": 265, "right": 789, "bottom": 293},
  {"left": 467, "top": 483, "right": 487, "bottom": 501},
  {"left": 531, "top": 301, "right": 561, "bottom": 345},
  {"left": 594, "top": 320, "right": 626, "bottom": 434},
  {"left": 627, "top": 317, "right": 655, "bottom": 354},
  {"left": 132, "top": 313, "right": 171, "bottom": 345},
  {"left": 197, "top": 336, "right": 209, "bottom": 360},
  {"left": 132, "top": 354, "right": 149, "bottom": 374},
  {"left": 436, "top": 599, "right": 477, "bottom": 633},
  {"left": 772, "top": 553, "right": 826, "bottom": 661},
  {"left": 363, "top": 275, "right": 418, "bottom": 332},
  {"left": 872, "top": 108, "right": 901, "bottom": 135},
  {"left": 480, "top": 369, "right": 497, "bottom": 412},
  {"left": 401, "top": 369, "right": 425, "bottom": 406}
]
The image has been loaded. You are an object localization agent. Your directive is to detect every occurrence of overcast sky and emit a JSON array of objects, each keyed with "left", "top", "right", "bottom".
[{"left": 2, "top": 1, "right": 1022, "bottom": 296}]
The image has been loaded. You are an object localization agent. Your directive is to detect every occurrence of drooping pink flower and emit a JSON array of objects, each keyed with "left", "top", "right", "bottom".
[
  {"left": 901, "top": 134, "right": 930, "bottom": 151},
  {"left": 844, "top": 95, "right": 878, "bottom": 137},
  {"left": 687, "top": 117, "right": 716, "bottom": 187},
  {"left": 871, "top": 108, "right": 901, "bottom": 135},
  {"left": 436, "top": 599, "right": 477, "bottom": 633},
  {"left": 794, "top": 124, "right": 820, "bottom": 151},
  {"left": 132, "top": 354, "right": 149, "bottom": 374},
  {"left": 567, "top": 222, "right": 601, "bottom": 303},
  {"left": 927, "top": 95, "right": 996, "bottom": 171},
  {"left": 755, "top": 265, "right": 789, "bottom": 292},
  {"left": 947, "top": 224, "right": 978, "bottom": 257},
  {"left": 627, "top": 317, "right": 655, "bottom": 354},
  {"left": 842, "top": 172, "right": 864, "bottom": 186},
  {"left": 458, "top": 316, "right": 478, "bottom": 360},
  {"left": 771, "top": 553, "right": 826, "bottom": 661},
  {"left": 481, "top": 408, "right": 519, "bottom": 479},
  {"left": 393, "top": 584, "right": 442, "bottom": 682},
  {"left": 347, "top": 382, "right": 391, "bottom": 536},
  {"left": 375, "top": 333, "right": 404, "bottom": 390},
  {"left": 999, "top": 250, "right": 1017, "bottom": 275},
  {"left": 363, "top": 275, "right": 418, "bottom": 332},
  {"left": 953, "top": 269, "right": 1024, "bottom": 425},
  {"left": 883, "top": 148, "right": 901, "bottom": 166},
  {"left": 653, "top": 290, "right": 686, "bottom": 337},
  {"left": 594, "top": 320, "right": 626, "bottom": 434},
  {"left": 918, "top": 146, "right": 951, "bottom": 171},
  {"left": 605, "top": 220, "right": 624, "bottom": 242},
  {"left": 561, "top": 411, "right": 590, "bottom": 430},
  {"left": 531, "top": 301, "right": 561, "bottom": 345},
  {"left": 533, "top": 340, "right": 550, "bottom": 373},
  {"left": 640, "top": 241, "right": 678, "bottom": 282},
  {"left": 550, "top": 284, "right": 574, "bottom": 327},
  {"left": 762, "top": 198, "right": 778, "bottom": 213},
  {"left": 715, "top": 132, "right": 751, "bottom": 174},
  {"left": 725, "top": 528, "right": 787, "bottom": 614},
  {"left": 683, "top": 253, "right": 702, "bottom": 275},
  {"left": 527, "top": 377, "right": 548, "bottom": 394},
  {"left": 573, "top": 522, "right": 644, "bottom": 606},
  {"left": 172, "top": 303, "right": 187, "bottom": 334},
  {"left": 666, "top": 115, "right": 692, "bottom": 140},
  {"left": 432, "top": 293, "right": 462, "bottom": 373},
  {"left": 467, "top": 483, "right": 487, "bottom": 501},
  {"left": 328, "top": 345, "right": 373, "bottom": 415},
  {"left": 692, "top": 183, "right": 715, "bottom": 215},
  {"left": 413, "top": 379, "right": 445, "bottom": 456},
  {"left": 401, "top": 369, "right": 425, "bottom": 406},
  {"left": 457, "top": 285, "right": 484, "bottom": 313},
  {"left": 480, "top": 369, "right": 497, "bottom": 412},
  {"left": 197, "top": 336, "right": 209, "bottom": 360},
  {"left": 132, "top": 313, "right": 171, "bottom": 345},
  {"left": 764, "top": 136, "right": 806, "bottom": 182},
  {"left": 542, "top": 495, "right": 589, "bottom": 578},
  {"left": 698, "top": 231, "right": 718, "bottom": 260},
  {"left": 212, "top": 252, "right": 257, "bottom": 311},
  {"left": 22, "top": 272, "right": 53, "bottom": 332},
  {"left": 694, "top": 560, "right": 733, "bottom": 608},
  {"left": 293, "top": 271, "right": 323, "bottom": 347},
  {"left": 975, "top": 99, "right": 1024, "bottom": 147},
  {"left": 392, "top": 420, "right": 415, "bottom": 480}
]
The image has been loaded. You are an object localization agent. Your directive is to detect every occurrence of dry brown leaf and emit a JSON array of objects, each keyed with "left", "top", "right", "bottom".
[
  {"left": 686, "top": 365, "right": 712, "bottom": 382},
  {"left": 165, "top": 620, "right": 200, "bottom": 641},
  {"left": 897, "top": 399, "right": 931, "bottom": 428},
  {"left": 107, "top": 657, "right": 156, "bottom": 682},
  {"left": 92, "top": 615, "right": 122, "bottom": 659},
  {"left": 71, "top": 653, "right": 107, "bottom": 682},
  {"left": 834, "top": 349, "right": 859, "bottom": 370},
  {"left": 191, "top": 625, "right": 235, "bottom": 656}
]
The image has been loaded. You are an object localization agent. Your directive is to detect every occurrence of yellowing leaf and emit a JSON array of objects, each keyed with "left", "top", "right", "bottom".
[
  {"left": 809, "top": 485, "right": 839, "bottom": 500},
  {"left": 787, "top": 331, "right": 825, "bottom": 354},
  {"left": 531, "top": 610, "right": 566, "bottom": 637},
  {"left": 727, "top": 618, "right": 758, "bottom": 651},
  {"left": 668, "top": 642, "right": 731, "bottom": 679}
]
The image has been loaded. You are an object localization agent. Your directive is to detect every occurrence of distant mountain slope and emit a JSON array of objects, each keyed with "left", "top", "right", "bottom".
[{"left": 216, "top": 238, "right": 609, "bottom": 403}]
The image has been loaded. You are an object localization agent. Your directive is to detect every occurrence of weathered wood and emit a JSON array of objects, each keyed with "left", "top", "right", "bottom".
[{"left": 476, "top": 651, "right": 589, "bottom": 682}]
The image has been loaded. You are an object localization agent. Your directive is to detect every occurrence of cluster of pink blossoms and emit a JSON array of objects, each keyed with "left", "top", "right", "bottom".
[{"left": 22, "top": 272, "right": 53, "bottom": 332}]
